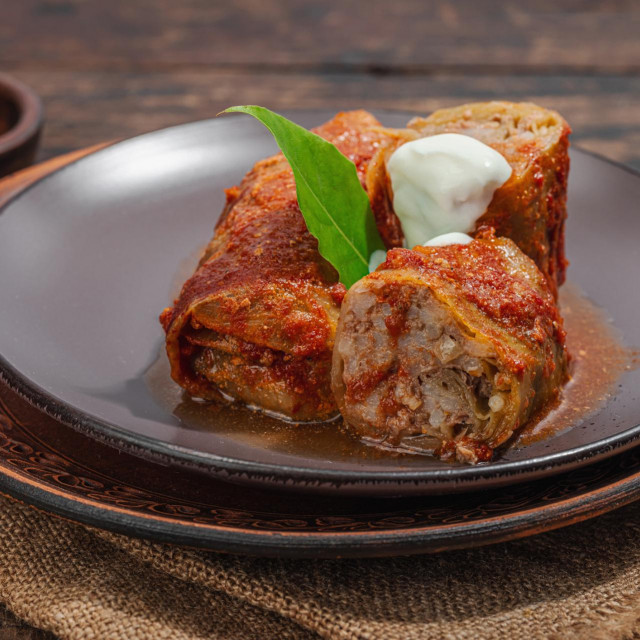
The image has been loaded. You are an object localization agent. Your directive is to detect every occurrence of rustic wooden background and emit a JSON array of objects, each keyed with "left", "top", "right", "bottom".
[
  {"left": 1, "top": 0, "right": 640, "bottom": 637},
  {"left": 2, "top": 0, "right": 640, "bottom": 169}
]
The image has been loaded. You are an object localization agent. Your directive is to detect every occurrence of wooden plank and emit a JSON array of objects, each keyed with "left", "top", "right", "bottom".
[
  {"left": 1, "top": 0, "right": 639, "bottom": 72},
  {"left": 6, "top": 69, "right": 639, "bottom": 170}
]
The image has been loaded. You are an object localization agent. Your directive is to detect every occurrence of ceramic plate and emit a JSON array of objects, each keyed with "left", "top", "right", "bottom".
[{"left": 0, "top": 111, "right": 638, "bottom": 496}]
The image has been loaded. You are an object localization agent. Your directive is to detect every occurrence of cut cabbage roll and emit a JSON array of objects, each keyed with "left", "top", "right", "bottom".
[
  {"left": 331, "top": 234, "right": 568, "bottom": 463},
  {"left": 407, "top": 101, "right": 570, "bottom": 296},
  {"left": 160, "top": 111, "right": 408, "bottom": 421}
]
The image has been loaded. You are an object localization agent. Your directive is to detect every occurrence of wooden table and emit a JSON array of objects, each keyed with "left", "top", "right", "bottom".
[
  {"left": 0, "top": 1, "right": 639, "bottom": 637},
  {"left": 2, "top": 1, "right": 640, "bottom": 170}
]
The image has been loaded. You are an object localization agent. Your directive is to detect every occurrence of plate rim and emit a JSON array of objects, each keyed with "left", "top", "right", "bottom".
[
  {"left": 1, "top": 113, "right": 639, "bottom": 493},
  {"left": 1, "top": 422, "right": 639, "bottom": 558}
]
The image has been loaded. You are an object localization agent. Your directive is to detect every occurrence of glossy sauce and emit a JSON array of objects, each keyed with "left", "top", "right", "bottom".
[
  {"left": 147, "top": 283, "right": 632, "bottom": 464},
  {"left": 512, "top": 283, "right": 632, "bottom": 448}
]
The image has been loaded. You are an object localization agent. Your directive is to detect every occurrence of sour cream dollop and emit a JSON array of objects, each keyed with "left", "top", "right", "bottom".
[
  {"left": 387, "top": 133, "right": 512, "bottom": 248},
  {"left": 423, "top": 231, "right": 473, "bottom": 247},
  {"left": 368, "top": 249, "right": 388, "bottom": 273}
]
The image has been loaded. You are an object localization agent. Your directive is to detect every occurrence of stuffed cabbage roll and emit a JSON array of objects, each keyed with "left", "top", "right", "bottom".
[
  {"left": 407, "top": 101, "right": 570, "bottom": 296},
  {"left": 331, "top": 234, "right": 568, "bottom": 463},
  {"left": 160, "top": 111, "right": 409, "bottom": 421}
]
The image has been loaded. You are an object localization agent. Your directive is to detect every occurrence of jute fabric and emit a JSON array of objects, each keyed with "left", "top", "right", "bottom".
[{"left": 0, "top": 493, "right": 638, "bottom": 640}]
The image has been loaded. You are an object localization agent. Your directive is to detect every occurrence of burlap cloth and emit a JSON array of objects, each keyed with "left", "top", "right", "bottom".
[{"left": 0, "top": 492, "right": 639, "bottom": 640}]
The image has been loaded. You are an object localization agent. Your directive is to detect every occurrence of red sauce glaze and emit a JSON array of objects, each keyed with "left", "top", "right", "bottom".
[
  {"left": 235, "top": 347, "right": 334, "bottom": 411},
  {"left": 329, "top": 283, "right": 347, "bottom": 305},
  {"left": 377, "top": 234, "right": 566, "bottom": 378},
  {"left": 474, "top": 134, "right": 570, "bottom": 298},
  {"left": 377, "top": 282, "right": 413, "bottom": 338}
]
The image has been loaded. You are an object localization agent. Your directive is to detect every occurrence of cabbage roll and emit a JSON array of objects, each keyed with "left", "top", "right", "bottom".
[
  {"left": 331, "top": 234, "right": 568, "bottom": 463},
  {"left": 160, "top": 111, "right": 408, "bottom": 421}
]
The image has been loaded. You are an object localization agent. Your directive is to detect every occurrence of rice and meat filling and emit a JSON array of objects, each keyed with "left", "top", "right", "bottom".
[
  {"left": 334, "top": 285, "right": 511, "bottom": 461},
  {"left": 332, "top": 234, "right": 568, "bottom": 463},
  {"left": 186, "top": 326, "right": 334, "bottom": 420}
]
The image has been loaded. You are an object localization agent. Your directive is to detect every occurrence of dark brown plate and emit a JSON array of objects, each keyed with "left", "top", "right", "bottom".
[{"left": 0, "top": 110, "right": 638, "bottom": 497}]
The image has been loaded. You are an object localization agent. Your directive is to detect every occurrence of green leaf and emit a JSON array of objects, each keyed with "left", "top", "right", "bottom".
[{"left": 222, "top": 105, "right": 385, "bottom": 288}]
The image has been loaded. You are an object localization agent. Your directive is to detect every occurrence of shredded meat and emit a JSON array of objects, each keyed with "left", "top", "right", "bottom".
[{"left": 334, "top": 282, "right": 507, "bottom": 460}]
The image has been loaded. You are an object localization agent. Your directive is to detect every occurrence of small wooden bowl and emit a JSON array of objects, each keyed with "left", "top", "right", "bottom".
[{"left": 0, "top": 74, "right": 43, "bottom": 179}]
